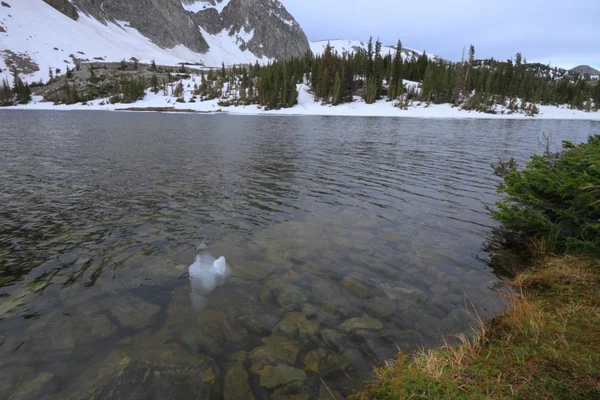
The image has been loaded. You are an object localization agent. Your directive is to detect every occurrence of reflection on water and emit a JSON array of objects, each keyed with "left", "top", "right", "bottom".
[{"left": 0, "top": 111, "right": 597, "bottom": 399}]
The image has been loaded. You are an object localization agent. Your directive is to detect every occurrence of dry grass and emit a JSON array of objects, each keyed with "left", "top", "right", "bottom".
[
  {"left": 413, "top": 326, "right": 486, "bottom": 380},
  {"left": 353, "top": 256, "right": 600, "bottom": 400}
]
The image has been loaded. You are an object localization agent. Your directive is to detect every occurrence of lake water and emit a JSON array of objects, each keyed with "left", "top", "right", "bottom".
[{"left": 0, "top": 111, "right": 598, "bottom": 399}]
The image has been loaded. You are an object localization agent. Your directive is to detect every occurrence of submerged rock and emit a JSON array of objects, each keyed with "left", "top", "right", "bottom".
[
  {"left": 227, "top": 351, "right": 249, "bottom": 363},
  {"left": 249, "top": 335, "right": 301, "bottom": 373},
  {"left": 381, "top": 283, "right": 427, "bottom": 304},
  {"left": 318, "top": 296, "right": 363, "bottom": 318},
  {"left": 7, "top": 372, "right": 61, "bottom": 400},
  {"left": 262, "top": 279, "right": 309, "bottom": 312},
  {"left": 271, "top": 381, "right": 311, "bottom": 400},
  {"left": 340, "top": 314, "right": 383, "bottom": 332},
  {"left": 63, "top": 349, "right": 221, "bottom": 399},
  {"left": 197, "top": 309, "right": 245, "bottom": 343},
  {"left": 342, "top": 274, "right": 375, "bottom": 298},
  {"left": 0, "top": 367, "right": 36, "bottom": 400},
  {"left": 238, "top": 313, "right": 279, "bottom": 336},
  {"left": 259, "top": 365, "right": 307, "bottom": 389},
  {"left": 26, "top": 311, "right": 117, "bottom": 353},
  {"left": 365, "top": 297, "right": 396, "bottom": 317},
  {"left": 106, "top": 294, "right": 161, "bottom": 329},
  {"left": 303, "top": 348, "right": 327, "bottom": 373},
  {"left": 318, "top": 382, "right": 343, "bottom": 400},
  {"left": 319, "top": 329, "right": 346, "bottom": 351},
  {"left": 304, "top": 347, "right": 357, "bottom": 375},
  {"left": 223, "top": 362, "right": 254, "bottom": 400},
  {"left": 275, "top": 312, "right": 320, "bottom": 338}
]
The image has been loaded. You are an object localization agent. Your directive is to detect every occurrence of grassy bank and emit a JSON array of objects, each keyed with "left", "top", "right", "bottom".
[{"left": 353, "top": 255, "right": 600, "bottom": 399}]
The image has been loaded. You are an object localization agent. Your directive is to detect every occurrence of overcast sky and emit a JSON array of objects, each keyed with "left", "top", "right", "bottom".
[{"left": 283, "top": 0, "right": 600, "bottom": 70}]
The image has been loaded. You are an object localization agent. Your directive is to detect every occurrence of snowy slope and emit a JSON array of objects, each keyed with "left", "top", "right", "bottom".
[
  {"left": 0, "top": 0, "right": 269, "bottom": 84},
  {"left": 310, "top": 39, "right": 441, "bottom": 61}
]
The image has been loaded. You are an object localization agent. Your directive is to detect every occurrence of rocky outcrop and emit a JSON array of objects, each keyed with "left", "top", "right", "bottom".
[
  {"left": 43, "top": 0, "right": 79, "bottom": 20},
  {"left": 219, "top": 0, "right": 310, "bottom": 59}
]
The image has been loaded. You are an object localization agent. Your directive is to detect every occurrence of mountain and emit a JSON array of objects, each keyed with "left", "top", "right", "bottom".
[
  {"left": 310, "top": 39, "right": 444, "bottom": 62},
  {"left": 0, "top": 0, "right": 309, "bottom": 83},
  {"left": 570, "top": 65, "right": 600, "bottom": 76}
]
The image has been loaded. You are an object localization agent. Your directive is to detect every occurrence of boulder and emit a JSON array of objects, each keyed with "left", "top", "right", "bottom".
[
  {"left": 248, "top": 335, "right": 300, "bottom": 373},
  {"left": 340, "top": 314, "right": 383, "bottom": 332},
  {"left": 259, "top": 365, "right": 306, "bottom": 389},
  {"left": 223, "top": 362, "right": 254, "bottom": 400}
]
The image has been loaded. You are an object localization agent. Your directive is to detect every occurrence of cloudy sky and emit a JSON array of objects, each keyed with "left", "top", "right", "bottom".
[{"left": 283, "top": 0, "right": 600, "bottom": 70}]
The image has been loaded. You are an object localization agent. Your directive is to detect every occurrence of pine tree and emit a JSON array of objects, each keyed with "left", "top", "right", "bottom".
[
  {"left": 452, "top": 46, "right": 466, "bottom": 105},
  {"left": 174, "top": 81, "right": 184, "bottom": 98},
  {"left": 388, "top": 40, "right": 403, "bottom": 101},
  {"left": 0, "top": 78, "right": 13, "bottom": 106},
  {"left": 365, "top": 37, "right": 374, "bottom": 80},
  {"left": 151, "top": 73, "right": 159, "bottom": 94},
  {"left": 373, "top": 39, "right": 383, "bottom": 99},
  {"left": 333, "top": 71, "right": 343, "bottom": 105},
  {"left": 465, "top": 45, "right": 475, "bottom": 91},
  {"left": 12, "top": 73, "right": 31, "bottom": 104}
]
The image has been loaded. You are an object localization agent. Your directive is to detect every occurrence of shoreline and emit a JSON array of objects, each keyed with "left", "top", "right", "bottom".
[
  {"left": 4, "top": 85, "right": 600, "bottom": 121},
  {"left": 5, "top": 102, "right": 600, "bottom": 121},
  {"left": 353, "top": 255, "right": 600, "bottom": 399}
]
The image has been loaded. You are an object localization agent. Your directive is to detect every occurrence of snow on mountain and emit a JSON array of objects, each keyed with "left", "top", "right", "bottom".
[
  {"left": 0, "top": 0, "right": 308, "bottom": 84},
  {"left": 182, "top": 0, "right": 231, "bottom": 14},
  {"left": 0, "top": 1, "right": 214, "bottom": 84},
  {"left": 198, "top": 27, "right": 263, "bottom": 66},
  {"left": 310, "top": 39, "right": 442, "bottom": 62}
]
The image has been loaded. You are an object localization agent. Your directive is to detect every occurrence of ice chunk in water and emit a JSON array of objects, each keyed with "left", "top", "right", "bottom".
[{"left": 188, "top": 249, "right": 230, "bottom": 311}]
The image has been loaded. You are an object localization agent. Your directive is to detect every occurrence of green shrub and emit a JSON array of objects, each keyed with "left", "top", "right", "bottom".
[{"left": 492, "top": 135, "right": 600, "bottom": 256}]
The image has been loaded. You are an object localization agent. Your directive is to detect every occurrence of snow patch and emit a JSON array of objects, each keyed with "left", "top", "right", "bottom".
[
  {"left": 182, "top": 0, "right": 231, "bottom": 14},
  {"left": 198, "top": 27, "right": 268, "bottom": 66},
  {"left": 310, "top": 39, "right": 439, "bottom": 62},
  {"left": 9, "top": 75, "right": 600, "bottom": 122}
]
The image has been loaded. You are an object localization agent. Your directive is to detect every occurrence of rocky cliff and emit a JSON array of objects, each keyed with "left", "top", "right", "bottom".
[{"left": 47, "top": 0, "right": 309, "bottom": 60}]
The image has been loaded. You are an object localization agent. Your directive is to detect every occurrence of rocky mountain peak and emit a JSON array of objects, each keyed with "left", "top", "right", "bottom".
[
  {"left": 570, "top": 65, "right": 600, "bottom": 76},
  {"left": 40, "top": 0, "right": 309, "bottom": 61}
]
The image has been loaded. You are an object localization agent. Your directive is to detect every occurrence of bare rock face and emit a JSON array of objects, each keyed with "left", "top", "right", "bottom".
[
  {"left": 220, "top": 0, "right": 310, "bottom": 60},
  {"left": 184, "top": 0, "right": 309, "bottom": 60},
  {"left": 71, "top": 0, "right": 209, "bottom": 54},
  {"left": 65, "top": 0, "right": 308, "bottom": 61},
  {"left": 43, "top": 0, "right": 79, "bottom": 20},
  {"left": 195, "top": 7, "right": 224, "bottom": 35}
]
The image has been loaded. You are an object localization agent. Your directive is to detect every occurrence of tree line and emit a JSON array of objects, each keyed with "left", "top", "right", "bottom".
[
  {"left": 2, "top": 39, "right": 599, "bottom": 112},
  {"left": 197, "top": 38, "right": 599, "bottom": 113}
]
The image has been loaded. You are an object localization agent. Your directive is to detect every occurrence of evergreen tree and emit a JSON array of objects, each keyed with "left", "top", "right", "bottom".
[
  {"left": 388, "top": 40, "right": 404, "bottom": 101},
  {"left": 333, "top": 71, "right": 343, "bottom": 105},
  {"left": 174, "top": 81, "right": 184, "bottom": 98},
  {"left": 0, "top": 78, "right": 13, "bottom": 106},
  {"left": 452, "top": 46, "right": 466, "bottom": 105},
  {"left": 151, "top": 73, "right": 159, "bottom": 94}
]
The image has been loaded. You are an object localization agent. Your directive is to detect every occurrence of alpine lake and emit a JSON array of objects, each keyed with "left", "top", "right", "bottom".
[{"left": 1, "top": 111, "right": 598, "bottom": 399}]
